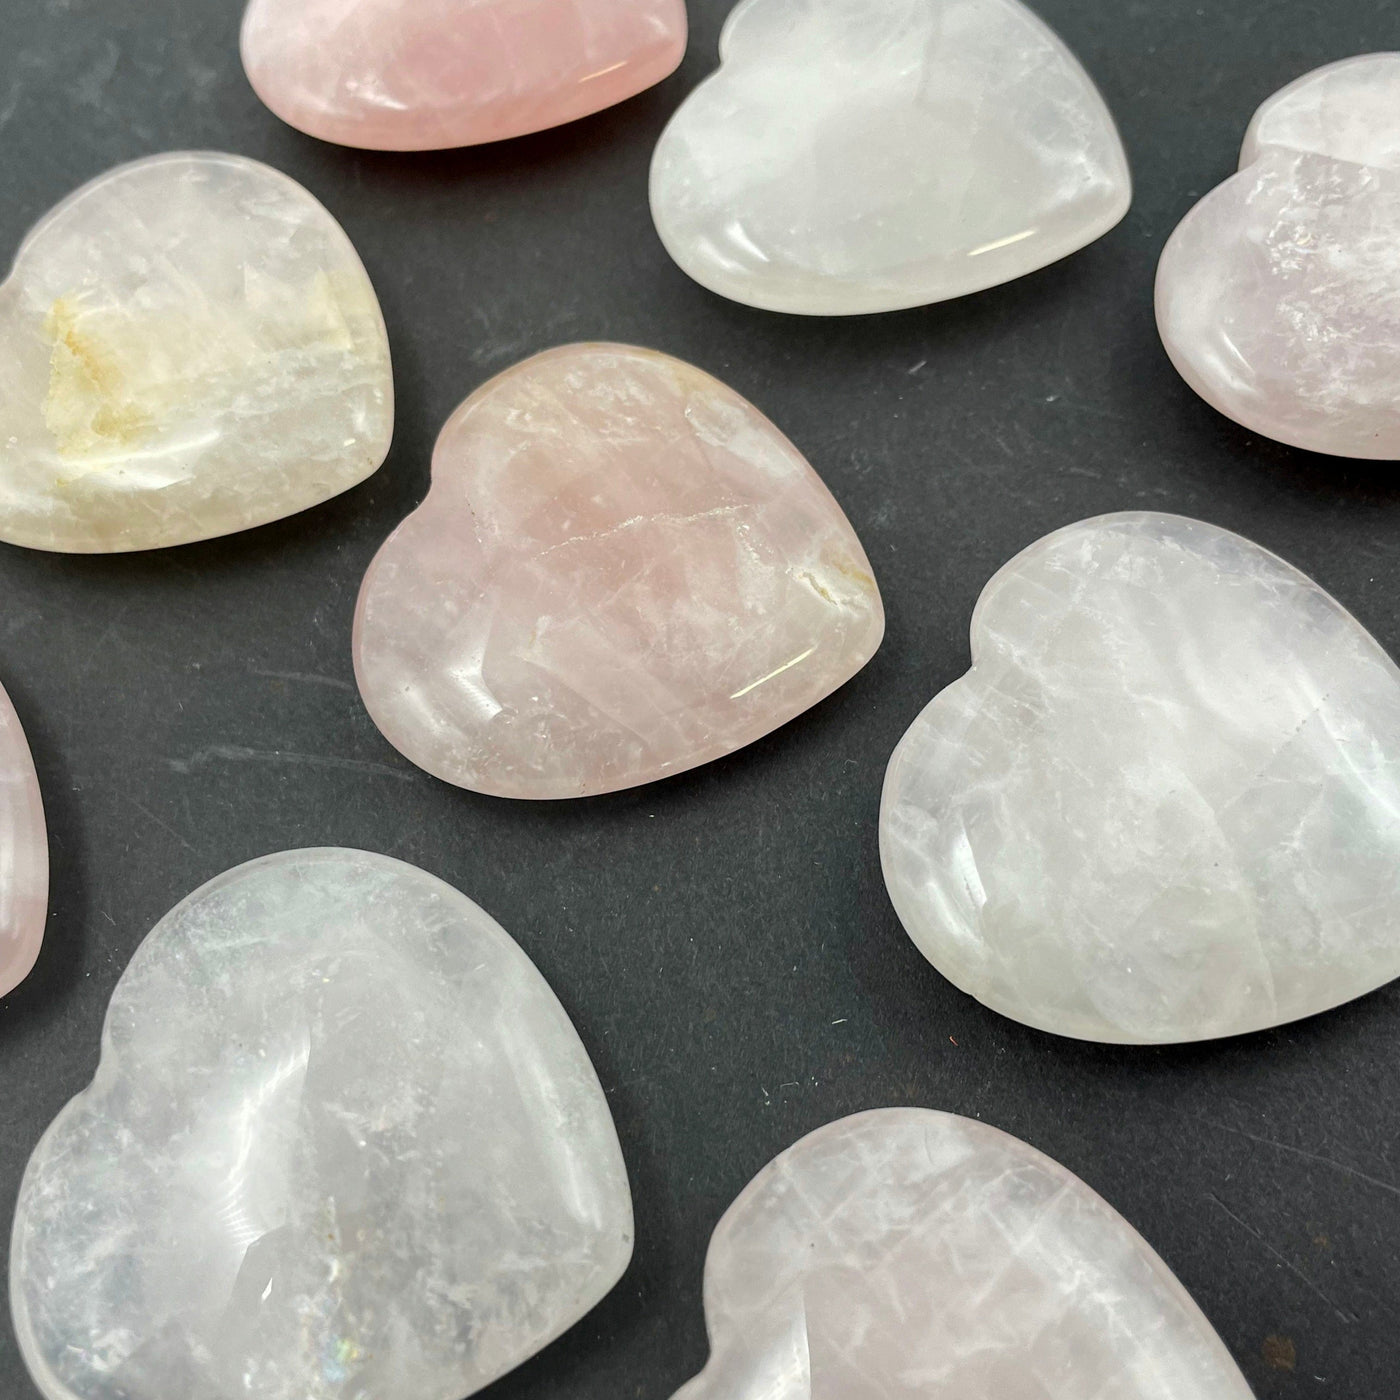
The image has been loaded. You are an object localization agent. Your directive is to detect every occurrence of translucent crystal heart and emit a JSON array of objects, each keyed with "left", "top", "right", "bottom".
[
  {"left": 672, "top": 1108, "right": 1251, "bottom": 1399},
  {"left": 0, "top": 153, "right": 393, "bottom": 552},
  {"left": 1156, "top": 54, "right": 1400, "bottom": 459},
  {"left": 354, "top": 343, "right": 884, "bottom": 798},
  {"left": 649, "top": 0, "right": 1131, "bottom": 315},
  {"left": 241, "top": 0, "right": 688, "bottom": 151},
  {"left": 10, "top": 849, "right": 632, "bottom": 1400},
  {"left": 881, "top": 512, "right": 1400, "bottom": 1043},
  {"left": 0, "top": 678, "right": 46, "bottom": 997}
]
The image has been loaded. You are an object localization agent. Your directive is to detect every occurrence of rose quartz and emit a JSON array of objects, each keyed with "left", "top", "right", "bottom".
[
  {"left": 240, "top": 0, "right": 688, "bottom": 151},
  {"left": 0, "top": 679, "right": 47, "bottom": 997},
  {"left": 354, "top": 343, "right": 884, "bottom": 799},
  {"left": 1156, "top": 54, "right": 1400, "bottom": 459}
]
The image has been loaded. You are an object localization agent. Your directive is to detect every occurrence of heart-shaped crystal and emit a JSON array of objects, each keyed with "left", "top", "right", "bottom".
[
  {"left": 882, "top": 512, "right": 1400, "bottom": 1043},
  {"left": 672, "top": 1108, "right": 1251, "bottom": 1399},
  {"left": 241, "top": 0, "right": 688, "bottom": 150},
  {"left": 1156, "top": 54, "right": 1400, "bottom": 459},
  {"left": 0, "top": 153, "right": 393, "bottom": 552},
  {"left": 650, "top": 0, "right": 1131, "bottom": 314},
  {"left": 0, "top": 677, "right": 46, "bottom": 998},
  {"left": 354, "top": 343, "right": 883, "bottom": 798},
  {"left": 10, "top": 848, "right": 632, "bottom": 1400}
]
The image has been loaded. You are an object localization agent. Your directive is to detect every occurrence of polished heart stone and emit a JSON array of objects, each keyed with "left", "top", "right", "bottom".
[
  {"left": 881, "top": 512, "right": 1400, "bottom": 1044},
  {"left": 0, "top": 153, "right": 393, "bottom": 553},
  {"left": 649, "top": 0, "right": 1131, "bottom": 315},
  {"left": 0, "top": 678, "right": 47, "bottom": 997},
  {"left": 241, "top": 0, "right": 688, "bottom": 151},
  {"left": 354, "top": 343, "right": 884, "bottom": 798},
  {"left": 1157, "top": 54, "right": 1400, "bottom": 459},
  {"left": 10, "top": 849, "right": 633, "bottom": 1400},
  {"left": 672, "top": 1109, "right": 1251, "bottom": 1400}
]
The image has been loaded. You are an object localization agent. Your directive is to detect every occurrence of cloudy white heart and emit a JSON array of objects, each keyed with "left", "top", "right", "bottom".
[
  {"left": 881, "top": 512, "right": 1400, "bottom": 1044},
  {"left": 650, "top": 0, "right": 1132, "bottom": 314},
  {"left": 10, "top": 849, "right": 633, "bottom": 1400}
]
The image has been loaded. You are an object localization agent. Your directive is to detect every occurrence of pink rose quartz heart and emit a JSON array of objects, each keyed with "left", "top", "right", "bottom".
[
  {"left": 353, "top": 343, "right": 884, "bottom": 799},
  {"left": 240, "top": 0, "right": 689, "bottom": 151},
  {"left": 0, "top": 679, "right": 47, "bottom": 997}
]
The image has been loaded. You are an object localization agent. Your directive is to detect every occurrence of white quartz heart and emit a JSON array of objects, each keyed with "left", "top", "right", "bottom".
[
  {"left": 649, "top": 0, "right": 1132, "bottom": 315},
  {"left": 881, "top": 512, "right": 1400, "bottom": 1044},
  {"left": 672, "top": 1108, "right": 1252, "bottom": 1400},
  {"left": 1156, "top": 54, "right": 1400, "bottom": 459},
  {"left": 10, "top": 849, "right": 632, "bottom": 1400},
  {"left": 0, "top": 153, "right": 394, "bottom": 552}
]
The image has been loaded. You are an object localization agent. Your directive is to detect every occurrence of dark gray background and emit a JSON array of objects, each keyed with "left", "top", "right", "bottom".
[{"left": 2, "top": 0, "right": 1398, "bottom": 1395}]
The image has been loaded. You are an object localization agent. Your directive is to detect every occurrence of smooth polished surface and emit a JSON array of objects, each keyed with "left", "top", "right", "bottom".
[
  {"left": 242, "top": 0, "right": 688, "bottom": 150},
  {"left": 355, "top": 343, "right": 883, "bottom": 798},
  {"left": 650, "top": 0, "right": 1131, "bottom": 314},
  {"left": 10, "top": 849, "right": 633, "bottom": 1400},
  {"left": 0, "top": 153, "right": 393, "bottom": 552},
  {"left": 673, "top": 1109, "right": 1253, "bottom": 1400},
  {"left": 882, "top": 512, "right": 1400, "bottom": 1044},
  {"left": 1157, "top": 54, "right": 1400, "bottom": 459},
  {"left": 0, "top": 680, "right": 46, "bottom": 999}
]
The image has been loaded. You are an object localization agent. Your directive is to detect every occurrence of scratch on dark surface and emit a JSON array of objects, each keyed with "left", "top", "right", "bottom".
[
  {"left": 0, "top": 79, "right": 22, "bottom": 130},
  {"left": 1206, "top": 1194, "right": 1358, "bottom": 1325},
  {"left": 123, "top": 795, "right": 199, "bottom": 855},
  {"left": 166, "top": 745, "right": 417, "bottom": 782},
  {"left": 250, "top": 668, "right": 356, "bottom": 693},
  {"left": 1204, "top": 1119, "right": 1400, "bottom": 1199}
]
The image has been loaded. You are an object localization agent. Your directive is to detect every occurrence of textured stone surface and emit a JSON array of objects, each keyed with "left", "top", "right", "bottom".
[
  {"left": 672, "top": 1108, "right": 1252, "bottom": 1400},
  {"left": 881, "top": 512, "right": 1400, "bottom": 1044},
  {"left": 649, "top": 0, "right": 1130, "bottom": 315},
  {"left": 355, "top": 343, "right": 883, "bottom": 798},
  {"left": 0, "top": 678, "right": 46, "bottom": 998},
  {"left": 242, "top": 0, "right": 687, "bottom": 151},
  {"left": 10, "top": 849, "right": 632, "bottom": 1400},
  {"left": 0, "top": 153, "right": 393, "bottom": 553},
  {"left": 1156, "top": 54, "right": 1400, "bottom": 459}
]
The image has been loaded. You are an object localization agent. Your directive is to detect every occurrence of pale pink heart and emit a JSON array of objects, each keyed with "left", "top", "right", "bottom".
[
  {"left": 0, "top": 679, "right": 47, "bottom": 997},
  {"left": 1156, "top": 53, "right": 1400, "bottom": 459},
  {"left": 353, "top": 343, "right": 884, "bottom": 799},
  {"left": 241, "top": 0, "right": 688, "bottom": 151}
]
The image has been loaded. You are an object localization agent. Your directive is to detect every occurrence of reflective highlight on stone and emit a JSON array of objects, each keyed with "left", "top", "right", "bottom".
[
  {"left": 354, "top": 343, "right": 883, "bottom": 799},
  {"left": 0, "top": 153, "right": 393, "bottom": 552},
  {"left": 649, "top": 0, "right": 1131, "bottom": 315},
  {"left": 1157, "top": 54, "right": 1400, "bottom": 459},
  {"left": 881, "top": 512, "right": 1400, "bottom": 1044},
  {"left": 673, "top": 1109, "right": 1252, "bottom": 1400},
  {"left": 241, "top": 0, "right": 688, "bottom": 151},
  {"left": 0, "top": 678, "right": 46, "bottom": 998},
  {"left": 10, "top": 849, "right": 633, "bottom": 1400}
]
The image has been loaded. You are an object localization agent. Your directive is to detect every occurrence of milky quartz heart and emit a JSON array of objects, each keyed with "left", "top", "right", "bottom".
[
  {"left": 0, "top": 678, "right": 47, "bottom": 998},
  {"left": 10, "top": 849, "right": 633, "bottom": 1400},
  {"left": 649, "top": 0, "right": 1131, "bottom": 315},
  {"left": 881, "top": 512, "right": 1400, "bottom": 1044},
  {"left": 354, "top": 343, "right": 884, "bottom": 798},
  {"left": 673, "top": 1108, "right": 1251, "bottom": 1400},
  {"left": 1157, "top": 54, "right": 1400, "bottom": 459},
  {"left": 241, "top": 0, "right": 688, "bottom": 151},
  {"left": 0, "top": 153, "right": 393, "bottom": 552}
]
